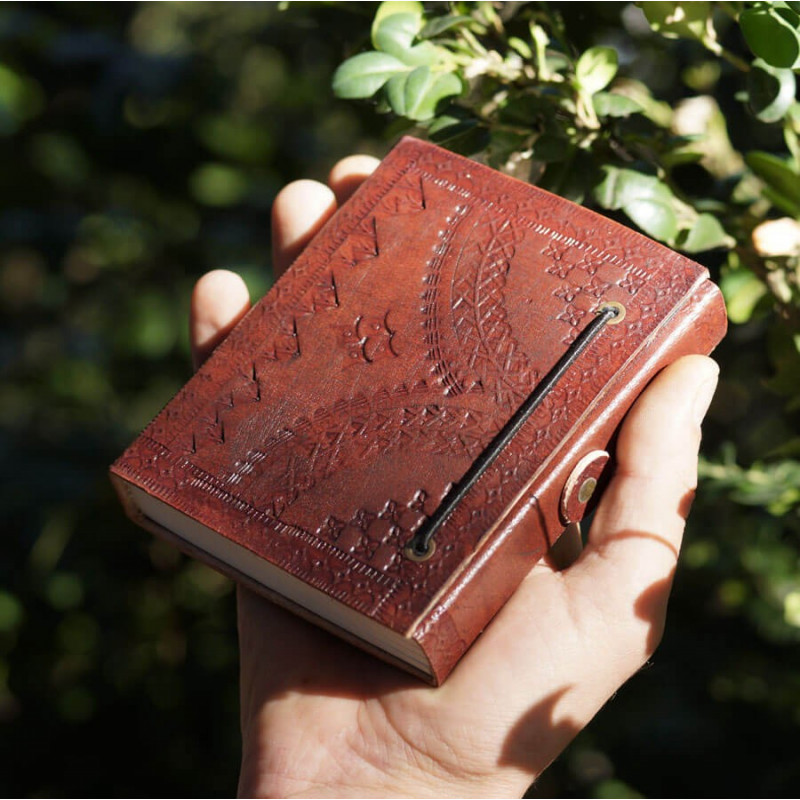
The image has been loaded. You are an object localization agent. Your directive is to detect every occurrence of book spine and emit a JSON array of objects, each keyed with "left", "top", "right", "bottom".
[{"left": 410, "top": 278, "right": 727, "bottom": 685}]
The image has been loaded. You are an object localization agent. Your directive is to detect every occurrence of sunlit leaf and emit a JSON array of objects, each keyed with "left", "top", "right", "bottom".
[
  {"left": 679, "top": 213, "right": 735, "bottom": 252},
  {"left": 373, "top": 13, "right": 420, "bottom": 57},
  {"left": 385, "top": 66, "right": 461, "bottom": 121},
  {"left": 419, "top": 13, "right": 472, "bottom": 39},
  {"left": 508, "top": 36, "right": 533, "bottom": 59},
  {"left": 428, "top": 111, "right": 489, "bottom": 154},
  {"left": 624, "top": 197, "right": 678, "bottom": 242},
  {"left": 575, "top": 46, "right": 618, "bottom": 95},
  {"left": 746, "top": 59, "right": 796, "bottom": 124},
  {"left": 592, "top": 91, "right": 642, "bottom": 118},
  {"left": 740, "top": 6, "right": 800, "bottom": 68},
  {"left": 371, "top": 0, "right": 423, "bottom": 47},
  {"left": 401, "top": 41, "right": 446, "bottom": 68},
  {"left": 746, "top": 151, "right": 800, "bottom": 212},
  {"left": 721, "top": 268, "right": 769, "bottom": 323},
  {"left": 640, "top": 1, "right": 713, "bottom": 41},
  {"left": 333, "top": 52, "right": 407, "bottom": 99},
  {"left": 593, "top": 166, "right": 672, "bottom": 210}
]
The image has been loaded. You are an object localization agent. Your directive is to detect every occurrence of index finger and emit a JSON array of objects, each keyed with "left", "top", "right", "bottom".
[{"left": 271, "top": 155, "right": 380, "bottom": 279}]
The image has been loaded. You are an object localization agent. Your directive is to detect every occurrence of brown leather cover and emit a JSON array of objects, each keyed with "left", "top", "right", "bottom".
[{"left": 110, "top": 136, "right": 727, "bottom": 684}]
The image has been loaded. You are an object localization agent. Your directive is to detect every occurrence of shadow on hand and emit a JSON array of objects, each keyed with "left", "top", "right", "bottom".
[
  {"left": 499, "top": 688, "right": 580, "bottom": 777},
  {"left": 241, "top": 522, "right": 685, "bottom": 792},
  {"left": 499, "top": 527, "right": 683, "bottom": 778},
  {"left": 590, "top": 526, "right": 681, "bottom": 657},
  {"left": 634, "top": 573, "right": 676, "bottom": 656}
]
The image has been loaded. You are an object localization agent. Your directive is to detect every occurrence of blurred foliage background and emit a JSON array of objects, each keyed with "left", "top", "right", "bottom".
[{"left": 2, "top": 2, "right": 800, "bottom": 797}]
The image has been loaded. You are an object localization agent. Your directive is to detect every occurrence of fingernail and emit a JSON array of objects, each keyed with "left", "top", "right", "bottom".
[{"left": 692, "top": 365, "right": 719, "bottom": 425}]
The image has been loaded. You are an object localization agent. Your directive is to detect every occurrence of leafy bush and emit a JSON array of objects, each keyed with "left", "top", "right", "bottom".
[
  {"left": 2, "top": 2, "right": 800, "bottom": 796},
  {"left": 334, "top": 2, "right": 800, "bottom": 795}
]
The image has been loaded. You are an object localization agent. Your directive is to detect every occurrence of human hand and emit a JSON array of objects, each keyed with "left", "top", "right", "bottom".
[{"left": 190, "top": 155, "right": 720, "bottom": 798}]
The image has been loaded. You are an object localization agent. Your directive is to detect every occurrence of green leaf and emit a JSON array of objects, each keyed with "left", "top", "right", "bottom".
[
  {"left": 546, "top": 51, "right": 570, "bottom": 74},
  {"left": 740, "top": 7, "right": 800, "bottom": 68},
  {"left": 763, "top": 187, "right": 800, "bottom": 217},
  {"left": 679, "top": 213, "right": 735, "bottom": 252},
  {"left": 372, "top": 12, "right": 445, "bottom": 67},
  {"left": 660, "top": 148, "right": 704, "bottom": 168},
  {"left": 624, "top": 197, "right": 679, "bottom": 242},
  {"left": 404, "top": 68, "right": 462, "bottom": 120},
  {"left": 538, "top": 150, "right": 597, "bottom": 204},
  {"left": 402, "top": 41, "right": 446, "bottom": 67},
  {"left": 593, "top": 166, "right": 721, "bottom": 244},
  {"left": 371, "top": 1, "right": 423, "bottom": 47},
  {"left": 418, "top": 14, "right": 472, "bottom": 39},
  {"left": 640, "top": 2, "right": 713, "bottom": 41},
  {"left": 747, "top": 59, "right": 796, "bottom": 123},
  {"left": 0, "top": 591, "right": 23, "bottom": 633},
  {"left": 531, "top": 133, "right": 569, "bottom": 162},
  {"left": 508, "top": 36, "right": 533, "bottom": 59},
  {"left": 428, "top": 111, "right": 473, "bottom": 137},
  {"left": 721, "top": 268, "right": 769, "bottom": 324},
  {"left": 385, "top": 72, "right": 409, "bottom": 116},
  {"left": 332, "top": 52, "right": 408, "bottom": 99},
  {"left": 592, "top": 91, "right": 642, "bottom": 118},
  {"left": 765, "top": 437, "right": 800, "bottom": 459},
  {"left": 783, "top": 102, "right": 800, "bottom": 163},
  {"left": 487, "top": 129, "right": 530, "bottom": 169},
  {"left": 385, "top": 66, "right": 462, "bottom": 121},
  {"left": 746, "top": 151, "right": 800, "bottom": 209},
  {"left": 499, "top": 94, "right": 555, "bottom": 125},
  {"left": 765, "top": 324, "right": 800, "bottom": 396},
  {"left": 373, "top": 13, "right": 421, "bottom": 57},
  {"left": 428, "top": 112, "right": 489, "bottom": 154},
  {"left": 575, "top": 46, "right": 618, "bottom": 95},
  {"left": 593, "top": 166, "right": 672, "bottom": 211}
]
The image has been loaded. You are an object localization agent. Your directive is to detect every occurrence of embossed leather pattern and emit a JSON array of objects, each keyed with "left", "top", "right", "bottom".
[{"left": 111, "top": 137, "right": 727, "bottom": 684}]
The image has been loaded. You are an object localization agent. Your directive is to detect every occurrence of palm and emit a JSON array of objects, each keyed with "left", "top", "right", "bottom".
[
  {"left": 190, "top": 156, "right": 718, "bottom": 798},
  {"left": 237, "top": 566, "right": 580, "bottom": 797}
]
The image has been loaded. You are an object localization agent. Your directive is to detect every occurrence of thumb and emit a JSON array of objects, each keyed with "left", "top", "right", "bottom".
[{"left": 566, "top": 354, "right": 719, "bottom": 663}]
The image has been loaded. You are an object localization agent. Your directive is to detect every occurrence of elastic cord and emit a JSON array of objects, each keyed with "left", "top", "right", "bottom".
[{"left": 405, "top": 303, "right": 620, "bottom": 559}]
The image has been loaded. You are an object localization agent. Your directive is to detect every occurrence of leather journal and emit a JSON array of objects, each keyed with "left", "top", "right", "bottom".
[{"left": 110, "top": 136, "right": 727, "bottom": 685}]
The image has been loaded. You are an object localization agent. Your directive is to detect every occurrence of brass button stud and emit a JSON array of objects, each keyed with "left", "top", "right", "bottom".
[
  {"left": 560, "top": 450, "right": 610, "bottom": 524},
  {"left": 578, "top": 476, "right": 597, "bottom": 505},
  {"left": 403, "top": 539, "right": 436, "bottom": 562},
  {"left": 599, "top": 301, "right": 626, "bottom": 324}
]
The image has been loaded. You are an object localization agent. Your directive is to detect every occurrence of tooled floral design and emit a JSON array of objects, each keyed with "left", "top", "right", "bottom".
[
  {"left": 255, "top": 162, "right": 428, "bottom": 368},
  {"left": 175, "top": 174, "right": 431, "bottom": 457},
  {"left": 340, "top": 312, "right": 399, "bottom": 364},
  {"left": 318, "top": 490, "right": 437, "bottom": 575},
  {"left": 423, "top": 206, "right": 540, "bottom": 408},
  {"left": 223, "top": 385, "right": 500, "bottom": 518}
]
